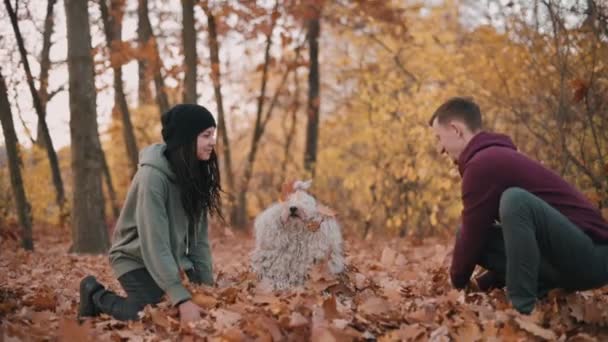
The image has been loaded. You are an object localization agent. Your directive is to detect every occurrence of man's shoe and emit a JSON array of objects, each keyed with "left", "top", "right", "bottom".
[{"left": 78, "top": 275, "right": 103, "bottom": 319}]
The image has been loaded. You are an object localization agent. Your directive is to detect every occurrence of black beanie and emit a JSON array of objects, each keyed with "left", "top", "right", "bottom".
[{"left": 161, "top": 104, "right": 216, "bottom": 151}]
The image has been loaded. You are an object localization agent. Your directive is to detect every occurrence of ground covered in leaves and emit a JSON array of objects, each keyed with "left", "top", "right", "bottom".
[{"left": 2, "top": 227, "right": 608, "bottom": 341}]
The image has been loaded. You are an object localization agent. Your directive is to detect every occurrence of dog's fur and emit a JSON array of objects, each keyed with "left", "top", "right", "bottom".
[{"left": 251, "top": 180, "right": 345, "bottom": 290}]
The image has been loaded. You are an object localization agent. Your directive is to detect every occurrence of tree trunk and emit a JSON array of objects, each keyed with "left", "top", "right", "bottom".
[
  {"left": 233, "top": 2, "right": 278, "bottom": 229},
  {"left": 4, "top": 0, "right": 66, "bottom": 214},
  {"left": 100, "top": 0, "right": 139, "bottom": 175},
  {"left": 137, "top": 0, "right": 153, "bottom": 105},
  {"left": 203, "top": 5, "right": 236, "bottom": 223},
  {"left": 100, "top": 144, "right": 120, "bottom": 218},
  {"left": 182, "top": 0, "right": 197, "bottom": 104},
  {"left": 236, "top": 1, "right": 290, "bottom": 228},
  {"left": 304, "top": 8, "right": 321, "bottom": 176},
  {"left": 139, "top": 0, "right": 170, "bottom": 115},
  {"left": 0, "top": 69, "right": 34, "bottom": 251},
  {"left": 64, "top": 0, "right": 110, "bottom": 254},
  {"left": 280, "top": 68, "right": 301, "bottom": 183},
  {"left": 36, "top": 0, "right": 57, "bottom": 148}
]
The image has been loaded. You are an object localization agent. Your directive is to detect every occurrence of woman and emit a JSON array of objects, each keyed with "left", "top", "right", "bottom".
[{"left": 78, "top": 104, "right": 223, "bottom": 324}]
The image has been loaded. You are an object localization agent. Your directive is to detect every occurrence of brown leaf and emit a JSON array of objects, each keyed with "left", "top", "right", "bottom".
[
  {"left": 24, "top": 292, "right": 56, "bottom": 311},
  {"left": 379, "top": 324, "right": 425, "bottom": 341},
  {"left": 453, "top": 321, "right": 481, "bottom": 342},
  {"left": 514, "top": 317, "right": 556, "bottom": 340},
  {"left": 31, "top": 310, "right": 55, "bottom": 325},
  {"left": 380, "top": 247, "right": 397, "bottom": 267},
  {"left": 192, "top": 293, "right": 218, "bottom": 309},
  {"left": 219, "top": 287, "right": 239, "bottom": 304},
  {"left": 322, "top": 296, "right": 341, "bottom": 320},
  {"left": 311, "top": 327, "right": 338, "bottom": 342},
  {"left": 481, "top": 321, "right": 500, "bottom": 339},
  {"left": 58, "top": 319, "right": 93, "bottom": 341},
  {"left": 289, "top": 311, "right": 309, "bottom": 328},
  {"left": 211, "top": 309, "right": 242, "bottom": 331},
  {"left": 210, "top": 327, "right": 246, "bottom": 342},
  {"left": 150, "top": 308, "right": 174, "bottom": 331},
  {"left": 568, "top": 333, "right": 599, "bottom": 342},
  {"left": 571, "top": 79, "right": 588, "bottom": 103},
  {"left": 280, "top": 179, "right": 296, "bottom": 201},
  {"left": 252, "top": 292, "right": 280, "bottom": 305},
  {"left": 358, "top": 296, "right": 389, "bottom": 316},
  {"left": 317, "top": 204, "right": 337, "bottom": 217},
  {"left": 583, "top": 300, "right": 604, "bottom": 324},
  {"left": 307, "top": 220, "right": 322, "bottom": 232},
  {"left": 407, "top": 307, "right": 434, "bottom": 324},
  {"left": 253, "top": 316, "right": 282, "bottom": 342}
]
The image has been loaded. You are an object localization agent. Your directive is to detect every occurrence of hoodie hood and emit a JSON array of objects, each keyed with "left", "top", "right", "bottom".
[
  {"left": 138, "top": 143, "right": 176, "bottom": 181},
  {"left": 457, "top": 131, "right": 517, "bottom": 176}
]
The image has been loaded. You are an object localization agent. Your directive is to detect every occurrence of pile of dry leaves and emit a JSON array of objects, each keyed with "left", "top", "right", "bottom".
[{"left": 2, "top": 227, "right": 608, "bottom": 341}]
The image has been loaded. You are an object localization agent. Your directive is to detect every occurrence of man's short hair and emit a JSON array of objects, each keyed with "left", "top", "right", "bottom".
[{"left": 429, "top": 97, "right": 482, "bottom": 131}]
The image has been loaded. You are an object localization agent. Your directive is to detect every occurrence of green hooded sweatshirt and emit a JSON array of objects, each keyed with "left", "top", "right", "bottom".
[{"left": 109, "top": 143, "right": 213, "bottom": 305}]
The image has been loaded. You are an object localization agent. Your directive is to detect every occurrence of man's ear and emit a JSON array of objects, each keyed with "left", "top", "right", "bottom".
[{"left": 450, "top": 121, "right": 465, "bottom": 138}]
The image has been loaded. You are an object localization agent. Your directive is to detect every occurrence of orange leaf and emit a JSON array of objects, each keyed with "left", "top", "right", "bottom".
[
  {"left": 322, "top": 296, "right": 340, "bottom": 320},
  {"left": 306, "top": 220, "right": 322, "bottom": 232},
  {"left": 317, "top": 204, "right": 336, "bottom": 217},
  {"left": 358, "top": 296, "right": 389, "bottom": 316},
  {"left": 514, "top": 317, "right": 556, "bottom": 340},
  {"left": 570, "top": 79, "right": 588, "bottom": 103},
  {"left": 280, "top": 179, "right": 296, "bottom": 202},
  {"left": 191, "top": 293, "right": 218, "bottom": 309},
  {"left": 58, "top": 319, "right": 93, "bottom": 341}
]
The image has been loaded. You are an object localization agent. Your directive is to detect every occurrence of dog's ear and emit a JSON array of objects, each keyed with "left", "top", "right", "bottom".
[
  {"left": 280, "top": 179, "right": 296, "bottom": 202},
  {"left": 294, "top": 179, "right": 312, "bottom": 191}
]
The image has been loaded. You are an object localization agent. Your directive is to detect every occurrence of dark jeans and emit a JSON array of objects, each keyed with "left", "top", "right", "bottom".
[
  {"left": 479, "top": 187, "right": 608, "bottom": 314},
  {"left": 93, "top": 268, "right": 197, "bottom": 321}
]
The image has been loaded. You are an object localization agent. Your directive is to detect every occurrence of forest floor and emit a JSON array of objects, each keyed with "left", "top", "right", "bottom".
[{"left": 2, "top": 225, "right": 608, "bottom": 341}]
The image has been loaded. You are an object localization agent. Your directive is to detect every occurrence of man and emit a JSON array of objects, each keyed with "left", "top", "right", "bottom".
[{"left": 430, "top": 97, "right": 608, "bottom": 314}]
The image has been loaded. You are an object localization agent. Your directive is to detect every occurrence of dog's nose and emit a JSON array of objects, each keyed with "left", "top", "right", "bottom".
[{"left": 289, "top": 206, "right": 297, "bottom": 214}]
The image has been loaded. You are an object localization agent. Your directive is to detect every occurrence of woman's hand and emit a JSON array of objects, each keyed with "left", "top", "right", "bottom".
[{"left": 179, "top": 300, "right": 203, "bottom": 324}]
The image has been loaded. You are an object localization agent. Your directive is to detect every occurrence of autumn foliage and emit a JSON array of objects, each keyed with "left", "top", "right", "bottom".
[
  {"left": 1, "top": 0, "right": 608, "bottom": 339},
  {"left": 3, "top": 230, "right": 608, "bottom": 340}
]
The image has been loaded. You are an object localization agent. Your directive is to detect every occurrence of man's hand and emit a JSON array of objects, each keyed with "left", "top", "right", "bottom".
[{"left": 179, "top": 300, "right": 203, "bottom": 324}]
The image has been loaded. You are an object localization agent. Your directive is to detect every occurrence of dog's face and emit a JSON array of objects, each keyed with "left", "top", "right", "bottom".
[
  {"left": 280, "top": 180, "right": 315, "bottom": 223},
  {"left": 278, "top": 180, "right": 336, "bottom": 229},
  {"left": 281, "top": 188, "right": 318, "bottom": 224}
]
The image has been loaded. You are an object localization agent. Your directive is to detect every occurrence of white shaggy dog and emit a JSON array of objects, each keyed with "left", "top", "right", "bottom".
[{"left": 251, "top": 180, "right": 345, "bottom": 290}]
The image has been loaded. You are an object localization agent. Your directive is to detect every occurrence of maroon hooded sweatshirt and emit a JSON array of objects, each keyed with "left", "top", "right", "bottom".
[{"left": 451, "top": 131, "right": 608, "bottom": 289}]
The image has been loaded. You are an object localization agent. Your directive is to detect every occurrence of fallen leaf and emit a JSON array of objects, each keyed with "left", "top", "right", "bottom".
[
  {"left": 24, "top": 292, "right": 56, "bottom": 311},
  {"left": 149, "top": 308, "right": 174, "bottom": 331},
  {"left": 289, "top": 311, "right": 308, "bottom": 328},
  {"left": 254, "top": 315, "right": 282, "bottom": 342},
  {"left": 192, "top": 293, "right": 218, "bottom": 309},
  {"left": 453, "top": 321, "right": 481, "bottom": 342},
  {"left": 568, "top": 333, "right": 599, "bottom": 342},
  {"left": 211, "top": 309, "right": 242, "bottom": 331},
  {"left": 358, "top": 296, "right": 389, "bottom": 316},
  {"left": 380, "top": 247, "right": 397, "bottom": 267},
  {"left": 322, "top": 296, "right": 341, "bottom": 320},
  {"left": 514, "top": 317, "right": 556, "bottom": 340},
  {"left": 58, "top": 319, "right": 93, "bottom": 341},
  {"left": 354, "top": 273, "right": 366, "bottom": 289},
  {"left": 311, "top": 327, "right": 338, "bottom": 342},
  {"left": 317, "top": 204, "right": 337, "bottom": 217}
]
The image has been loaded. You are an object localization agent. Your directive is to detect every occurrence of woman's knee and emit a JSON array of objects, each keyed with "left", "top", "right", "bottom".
[{"left": 499, "top": 187, "right": 533, "bottom": 220}]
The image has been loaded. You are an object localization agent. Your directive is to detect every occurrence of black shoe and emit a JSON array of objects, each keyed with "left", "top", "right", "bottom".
[{"left": 78, "top": 276, "right": 103, "bottom": 319}]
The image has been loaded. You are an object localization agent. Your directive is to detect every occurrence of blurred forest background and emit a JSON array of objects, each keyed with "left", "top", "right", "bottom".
[{"left": 0, "top": 0, "right": 606, "bottom": 253}]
